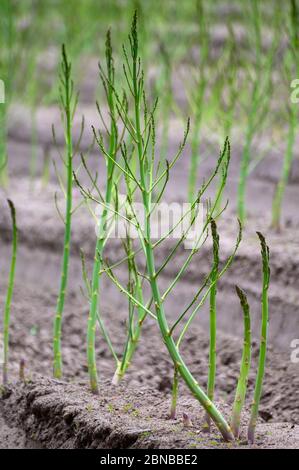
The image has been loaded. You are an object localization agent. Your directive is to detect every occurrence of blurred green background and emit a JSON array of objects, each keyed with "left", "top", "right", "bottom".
[{"left": 0, "top": 0, "right": 298, "bottom": 227}]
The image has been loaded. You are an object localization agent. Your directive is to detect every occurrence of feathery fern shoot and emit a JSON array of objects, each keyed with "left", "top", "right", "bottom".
[
  {"left": 53, "top": 45, "right": 76, "bottom": 379},
  {"left": 112, "top": 231, "right": 146, "bottom": 385},
  {"left": 248, "top": 233, "right": 270, "bottom": 444},
  {"left": 272, "top": 0, "right": 299, "bottom": 229},
  {"left": 187, "top": 0, "right": 209, "bottom": 204},
  {"left": 272, "top": 108, "right": 296, "bottom": 229},
  {"left": 0, "top": 0, "right": 14, "bottom": 185},
  {"left": 2, "top": 200, "right": 18, "bottom": 384},
  {"left": 231, "top": 286, "right": 252, "bottom": 439},
  {"left": 87, "top": 30, "right": 118, "bottom": 393},
  {"left": 237, "top": 0, "right": 262, "bottom": 223},
  {"left": 237, "top": 0, "right": 277, "bottom": 224},
  {"left": 116, "top": 13, "right": 234, "bottom": 442}
]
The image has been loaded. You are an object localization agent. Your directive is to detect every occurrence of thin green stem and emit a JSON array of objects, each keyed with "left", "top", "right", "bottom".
[
  {"left": 87, "top": 30, "right": 117, "bottom": 393},
  {"left": 170, "top": 366, "right": 179, "bottom": 419},
  {"left": 162, "top": 139, "right": 230, "bottom": 301},
  {"left": 248, "top": 233, "right": 270, "bottom": 444},
  {"left": 188, "top": 82, "right": 205, "bottom": 204},
  {"left": 231, "top": 286, "right": 251, "bottom": 439},
  {"left": 237, "top": 116, "right": 255, "bottom": 225},
  {"left": 29, "top": 107, "right": 38, "bottom": 184},
  {"left": 0, "top": 0, "right": 14, "bottom": 186},
  {"left": 112, "top": 233, "right": 146, "bottom": 384},
  {"left": 175, "top": 219, "right": 242, "bottom": 344},
  {"left": 0, "top": 106, "right": 8, "bottom": 186},
  {"left": 187, "top": 0, "right": 209, "bottom": 204},
  {"left": 129, "top": 12, "right": 234, "bottom": 442},
  {"left": 2, "top": 200, "right": 17, "bottom": 385},
  {"left": 53, "top": 45, "right": 74, "bottom": 379},
  {"left": 272, "top": 108, "right": 296, "bottom": 229},
  {"left": 204, "top": 220, "right": 220, "bottom": 432}
]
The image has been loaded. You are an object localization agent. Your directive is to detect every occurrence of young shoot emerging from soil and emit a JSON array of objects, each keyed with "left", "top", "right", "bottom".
[
  {"left": 237, "top": 0, "right": 278, "bottom": 224},
  {"left": 74, "top": 31, "right": 122, "bottom": 394},
  {"left": 53, "top": 45, "right": 78, "bottom": 379},
  {"left": 90, "top": 12, "right": 240, "bottom": 442},
  {"left": 272, "top": 0, "right": 299, "bottom": 229},
  {"left": 169, "top": 216, "right": 242, "bottom": 423},
  {"left": 75, "top": 13, "right": 272, "bottom": 445},
  {"left": 2, "top": 200, "right": 18, "bottom": 384},
  {"left": 248, "top": 233, "right": 270, "bottom": 443},
  {"left": 231, "top": 286, "right": 252, "bottom": 438}
]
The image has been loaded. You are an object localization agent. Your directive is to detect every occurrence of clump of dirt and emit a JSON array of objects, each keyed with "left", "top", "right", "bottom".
[
  {"left": 0, "top": 414, "right": 29, "bottom": 449},
  {"left": 1, "top": 376, "right": 298, "bottom": 449}
]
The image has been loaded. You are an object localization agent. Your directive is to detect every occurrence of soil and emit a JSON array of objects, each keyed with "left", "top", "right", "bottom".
[{"left": 1, "top": 376, "right": 299, "bottom": 449}]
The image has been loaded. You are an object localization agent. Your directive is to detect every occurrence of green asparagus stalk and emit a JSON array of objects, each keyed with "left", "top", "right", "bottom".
[
  {"left": 231, "top": 286, "right": 251, "bottom": 438},
  {"left": 247, "top": 233, "right": 270, "bottom": 444},
  {"left": 237, "top": 0, "right": 277, "bottom": 224},
  {"left": 187, "top": 0, "right": 209, "bottom": 205},
  {"left": 0, "top": 0, "right": 14, "bottom": 185},
  {"left": 112, "top": 229, "right": 145, "bottom": 385},
  {"left": 2, "top": 200, "right": 18, "bottom": 384},
  {"left": 272, "top": 107, "right": 296, "bottom": 229},
  {"left": 272, "top": 0, "right": 299, "bottom": 229},
  {"left": 170, "top": 366, "right": 179, "bottom": 419},
  {"left": 53, "top": 45, "right": 76, "bottom": 378},
  {"left": 203, "top": 219, "right": 220, "bottom": 432},
  {"left": 128, "top": 12, "right": 234, "bottom": 442},
  {"left": 87, "top": 30, "right": 117, "bottom": 393}
]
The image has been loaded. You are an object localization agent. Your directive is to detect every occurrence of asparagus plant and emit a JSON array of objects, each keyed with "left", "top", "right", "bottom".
[
  {"left": 169, "top": 217, "right": 242, "bottom": 423},
  {"left": 0, "top": 0, "right": 14, "bottom": 185},
  {"left": 155, "top": 42, "right": 173, "bottom": 166},
  {"left": 272, "top": 106, "right": 297, "bottom": 230},
  {"left": 96, "top": 12, "right": 236, "bottom": 441},
  {"left": 215, "top": 25, "right": 238, "bottom": 212},
  {"left": 231, "top": 286, "right": 252, "bottom": 438},
  {"left": 272, "top": 0, "right": 299, "bottom": 229},
  {"left": 86, "top": 30, "right": 119, "bottom": 394},
  {"left": 2, "top": 200, "right": 18, "bottom": 385},
  {"left": 237, "top": 0, "right": 278, "bottom": 224},
  {"left": 70, "top": 10, "right": 275, "bottom": 444},
  {"left": 169, "top": 366, "right": 179, "bottom": 420},
  {"left": 111, "top": 228, "right": 148, "bottom": 385},
  {"left": 248, "top": 233, "right": 270, "bottom": 444},
  {"left": 187, "top": 0, "right": 209, "bottom": 205},
  {"left": 25, "top": 46, "right": 40, "bottom": 184},
  {"left": 75, "top": 143, "right": 150, "bottom": 387},
  {"left": 204, "top": 220, "right": 220, "bottom": 432},
  {"left": 53, "top": 45, "right": 77, "bottom": 378},
  {"left": 18, "top": 0, "right": 49, "bottom": 183}
]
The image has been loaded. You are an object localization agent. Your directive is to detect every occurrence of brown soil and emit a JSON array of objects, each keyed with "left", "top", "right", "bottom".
[{"left": 2, "top": 376, "right": 299, "bottom": 449}]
